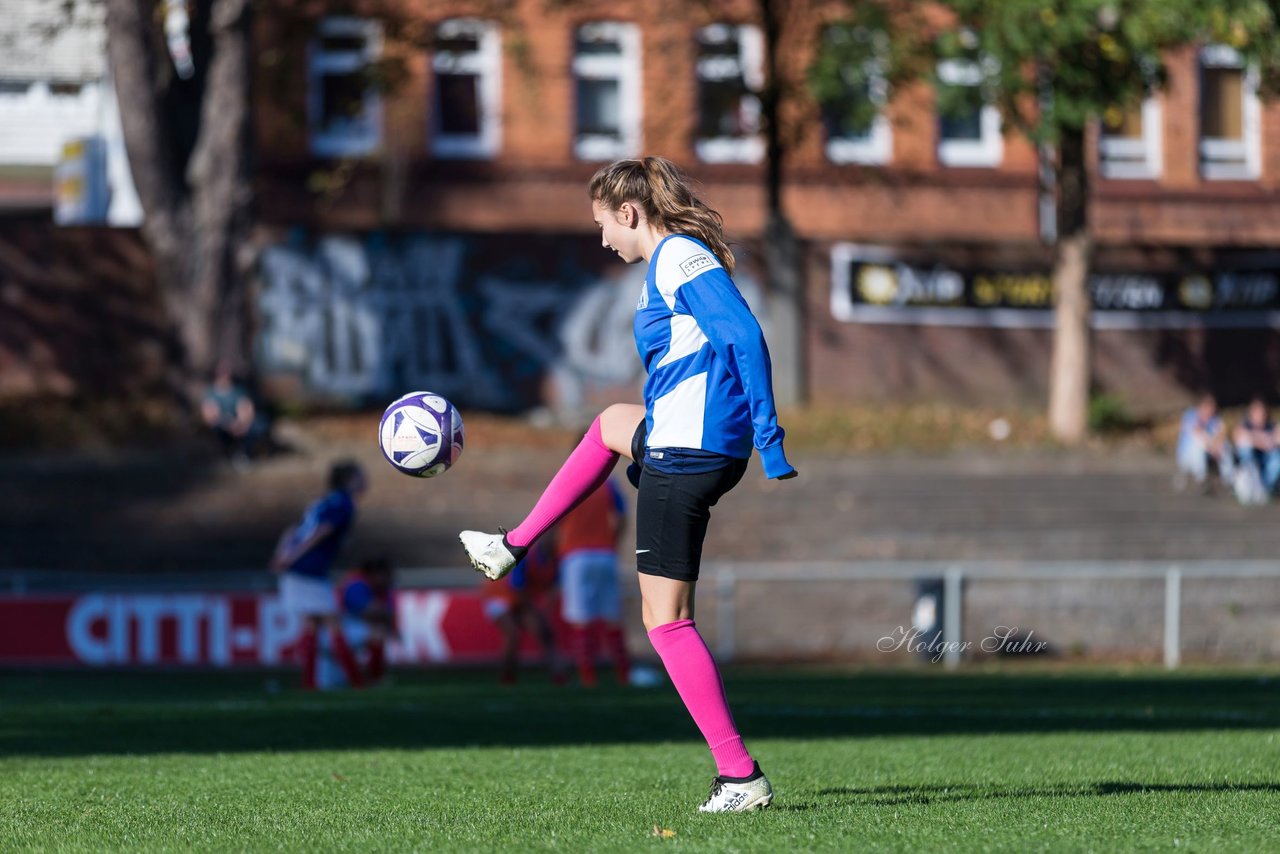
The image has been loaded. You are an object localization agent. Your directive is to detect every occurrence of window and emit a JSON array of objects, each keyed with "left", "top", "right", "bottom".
[
  {"left": 935, "top": 56, "right": 1001, "bottom": 167},
  {"left": 1099, "top": 98, "right": 1162, "bottom": 179},
  {"left": 572, "top": 22, "right": 641, "bottom": 160},
  {"left": 695, "top": 24, "right": 764, "bottom": 163},
  {"left": 819, "top": 26, "right": 891, "bottom": 165},
  {"left": 308, "top": 17, "right": 381, "bottom": 157},
  {"left": 431, "top": 19, "right": 502, "bottom": 159},
  {"left": 1199, "top": 44, "right": 1260, "bottom": 180}
]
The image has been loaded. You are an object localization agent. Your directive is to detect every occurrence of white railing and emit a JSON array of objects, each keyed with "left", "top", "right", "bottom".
[
  {"left": 7, "top": 561, "right": 1279, "bottom": 669},
  {"left": 702, "top": 560, "right": 1280, "bottom": 670}
]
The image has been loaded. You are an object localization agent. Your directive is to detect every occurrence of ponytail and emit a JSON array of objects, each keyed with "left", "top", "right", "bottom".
[{"left": 588, "top": 156, "right": 736, "bottom": 275}]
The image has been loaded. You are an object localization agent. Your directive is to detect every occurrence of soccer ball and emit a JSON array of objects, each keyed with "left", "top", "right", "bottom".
[{"left": 378, "top": 392, "right": 464, "bottom": 477}]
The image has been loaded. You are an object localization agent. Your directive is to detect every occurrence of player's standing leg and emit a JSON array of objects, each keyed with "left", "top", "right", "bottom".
[
  {"left": 493, "top": 608, "right": 520, "bottom": 684},
  {"left": 365, "top": 630, "right": 386, "bottom": 683},
  {"left": 641, "top": 574, "right": 772, "bottom": 812},
  {"left": 521, "top": 603, "right": 568, "bottom": 685},
  {"left": 562, "top": 550, "right": 601, "bottom": 686},
  {"left": 635, "top": 460, "right": 772, "bottom": 812},
  {"left": 323, "top": 615, "right": 365, "bottom": 688},
  {"left": 298, "top": 615, "right": 320, "bottom": 690},
  {"left": 587, "top": 550, "right": 630, "bottom": 685},
  {"left": 601, "top": 619, "right": 630, "bottom": 685}
]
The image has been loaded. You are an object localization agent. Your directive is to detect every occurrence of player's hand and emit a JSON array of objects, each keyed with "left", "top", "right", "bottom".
[{"left": 774, "top": 469, "right": 799, "bottom": 481}]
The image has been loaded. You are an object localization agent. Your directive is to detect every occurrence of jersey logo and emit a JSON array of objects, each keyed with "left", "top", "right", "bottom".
[
  {"left": 679, "top": 253, "right": 715, "bottom": 279},
  {"left": 637, "top": 281, "right": 649, "bottom": 310}
]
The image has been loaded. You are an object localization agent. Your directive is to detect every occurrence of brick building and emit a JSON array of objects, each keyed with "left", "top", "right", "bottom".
[
  {"left": 0, "top": 0, "right": 141, "bottom": 225},
  {"left": 249, "top": 1, "right": 1280, "bottom": 412},
  {"left": 10, "top": 1, "right": 1275, "bottom": 412}
]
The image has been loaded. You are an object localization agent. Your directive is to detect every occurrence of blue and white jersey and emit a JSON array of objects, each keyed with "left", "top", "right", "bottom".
[{"left": 634, "top": 234, "right": 792, "bottom": 479}]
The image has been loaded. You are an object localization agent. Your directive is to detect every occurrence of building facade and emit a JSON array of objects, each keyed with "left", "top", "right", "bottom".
[
  {"left": 0, "top": 0, "right": 141, "bottom": 225},
  {"left": 249, "top": 1, "right": 1280, "bottom": 412}
]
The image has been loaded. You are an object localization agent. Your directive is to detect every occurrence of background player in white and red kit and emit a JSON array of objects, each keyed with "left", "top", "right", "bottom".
[{"left": 554, "top": 477, "right": 630, "bottom": 687}]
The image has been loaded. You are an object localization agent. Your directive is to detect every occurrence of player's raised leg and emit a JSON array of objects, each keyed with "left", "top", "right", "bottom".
[{"left": 460, "top": 404, "right": 643, "bottom": 580}]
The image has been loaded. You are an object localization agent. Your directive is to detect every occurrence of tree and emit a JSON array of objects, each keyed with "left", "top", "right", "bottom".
[
  {"left": 755, "top": 0, "right": 823, "bottom": 408},
  {"left": 938, "top": 0, "right": 1206, "bottom": 443},
  {"left": 103, "top": 0, "right": 256, "bottom": 400},
  {"left": 100, "top": 0, "right": 445, "bottom": 403},
  {"left": 667, "top": 0, "right": 823, "bottom": 408},
  {"left": 815, "top": 0, "right": 1280, "bottom": 443}
]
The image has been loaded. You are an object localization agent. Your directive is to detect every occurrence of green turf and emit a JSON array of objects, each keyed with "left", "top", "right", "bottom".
[{"left": 1, "top": 666, "right": 1278, "bottom": 852}]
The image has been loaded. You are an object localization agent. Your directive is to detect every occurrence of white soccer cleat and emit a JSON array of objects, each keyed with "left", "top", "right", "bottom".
[
  {"left": 698, "top": 763, "right": 773, "bottom": 813},
  {"left": 459, "top": 529, "right": 521, "bottom": 580}
]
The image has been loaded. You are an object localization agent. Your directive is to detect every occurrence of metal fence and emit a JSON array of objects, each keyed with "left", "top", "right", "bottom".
[
  {"left": 702, "top": 560, "right": 1280, "bottom": 669},
  {"left": 6, "top": 560, "right": 1279, "bottom": 668}
]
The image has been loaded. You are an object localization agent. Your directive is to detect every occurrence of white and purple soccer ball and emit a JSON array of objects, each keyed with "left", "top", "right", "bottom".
[{"left": 378, "top": 392, "right": 464, "bottom": 478}]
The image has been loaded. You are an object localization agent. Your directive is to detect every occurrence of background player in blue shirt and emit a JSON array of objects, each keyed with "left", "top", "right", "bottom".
[
  {"left": 462, "top": 156, "right": 795, "bottom": 812},
  {"left": 271, "top": 460, "right": 368, "bottom": 689}
]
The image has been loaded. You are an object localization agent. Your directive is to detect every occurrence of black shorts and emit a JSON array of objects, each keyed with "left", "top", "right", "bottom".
[{"left": 634, "top": 458, "right": 748, "bottom": 583}]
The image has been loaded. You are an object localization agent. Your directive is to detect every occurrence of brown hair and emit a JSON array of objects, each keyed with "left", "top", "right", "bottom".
[
  {"left": 329, "top": 459, "right": 364, "bottom": 491},
  {"left": 588, "top": 156, "right": 735, "bottom": 275}
]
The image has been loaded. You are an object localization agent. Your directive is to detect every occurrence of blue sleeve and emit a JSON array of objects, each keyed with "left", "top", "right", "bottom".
[
  {"left": 508, "top": 560, "right": 527, "bottom": 591},
  {"left": 675, "top": 270, "right": 793, "bottom": 478},
  {"left": 343, "top": 580, "right": 373, "bottom": 615},
  {"left": 319, "top": 493, "right": 354, "bottom": 528}
]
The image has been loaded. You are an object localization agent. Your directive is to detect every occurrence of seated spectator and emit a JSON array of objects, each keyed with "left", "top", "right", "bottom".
[
  {"left": 1233, "top": 396, "right": 1280, "bottom": 499},
  {"left": 201, "top": 362, "right": 265, "bottom": 467},
  {"left": 1175, "top": 394, "right": 1233, "bottom": 492}
]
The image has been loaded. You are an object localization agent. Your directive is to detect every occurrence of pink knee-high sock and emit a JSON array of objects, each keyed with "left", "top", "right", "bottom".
[
  {"left": 506, "top": 416, "right": 618, "bottom": 548},
  {"left": 648, "top": 619, "right": 755, "bottom": 778}
]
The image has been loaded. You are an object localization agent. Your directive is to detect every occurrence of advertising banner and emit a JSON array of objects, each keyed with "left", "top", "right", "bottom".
[
  {"left": 0, "top": 589, "right": 558, "bottom": 667},
  {"left": 830, "top": 243, "right": 1280, "bottom": 329}
]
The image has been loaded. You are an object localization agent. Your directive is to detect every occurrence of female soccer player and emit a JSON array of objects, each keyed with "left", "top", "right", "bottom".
[{"left": 461, "top": 156, "right": 796, "bottom": 812}]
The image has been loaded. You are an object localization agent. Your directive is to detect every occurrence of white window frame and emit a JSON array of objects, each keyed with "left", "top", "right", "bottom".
[
  {"left": 431, "top": 18, "right": 502, "bottom": 160},
  {"left": 825, "top": 65, "right": 892, "bottom": 165},
  {"left": 307, "top": 17, "right": 382, "bottom": 158},
  {"left": 821, "top": 26, "right": 892, "bottom": 165},
  {"left": 572, "top": 22, "right": 641, "bottom": 161},
  {"left": 694, "top": 23, "right": 764, "bottom": 164},
  {"left": 1199, "top": 44, "right": 1261, "bottom": 181},
  {"left": 935, "top": 57, "right": 1002, "bottom": 168},
  {"left": 1099, "top": 97, "right": 1163, "bottom": 179}
]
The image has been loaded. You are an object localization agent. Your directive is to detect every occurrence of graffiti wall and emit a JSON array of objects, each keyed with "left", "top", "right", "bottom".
[{"left": 257, "top": 232, "right": 764, "bottom": 415}]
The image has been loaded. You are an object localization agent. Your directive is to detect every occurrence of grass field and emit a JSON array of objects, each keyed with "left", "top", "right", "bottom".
[{"left": 2, "top": 666, "right": 1278, "bottom": 852}]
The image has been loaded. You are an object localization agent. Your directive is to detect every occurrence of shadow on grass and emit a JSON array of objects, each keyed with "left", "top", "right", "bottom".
[
  {"left": 1, "top": 668, "right": 1278, "bottom": 759},
  {"left": 804, "top": 780, "right": 1280, "bottom": 809}
]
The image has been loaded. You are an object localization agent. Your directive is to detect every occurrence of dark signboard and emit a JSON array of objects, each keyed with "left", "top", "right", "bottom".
[{"left": 830, "top": 243, "right": 1280, "bottom": 328}]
